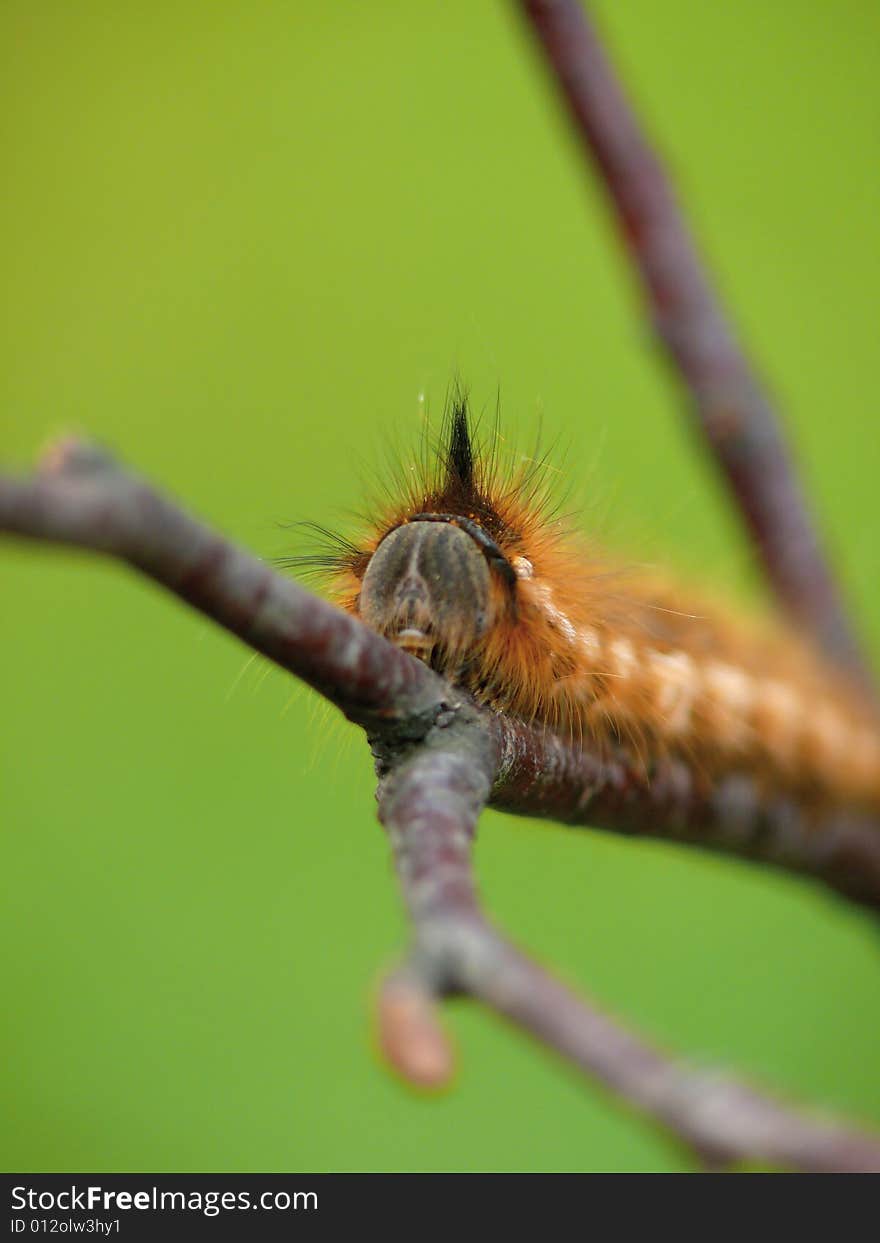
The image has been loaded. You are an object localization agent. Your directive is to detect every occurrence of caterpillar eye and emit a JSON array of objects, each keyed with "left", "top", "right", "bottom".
[{"left": 358, "top": 518, "right": 508, "bottom": 661}]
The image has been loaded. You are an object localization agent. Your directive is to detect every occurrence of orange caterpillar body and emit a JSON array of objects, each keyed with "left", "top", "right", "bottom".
[{"left": 312, "top": 400, "right": 880, "bottom": 816}]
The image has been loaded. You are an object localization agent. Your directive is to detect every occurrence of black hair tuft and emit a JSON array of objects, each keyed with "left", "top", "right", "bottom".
[{"left": 446, "top": 394, "right": 475, "bottom": 493}]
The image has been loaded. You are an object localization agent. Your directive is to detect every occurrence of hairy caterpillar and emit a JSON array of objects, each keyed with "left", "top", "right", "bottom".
[{"left": 299, "top": 396, "right": 880, "bottom": 818}]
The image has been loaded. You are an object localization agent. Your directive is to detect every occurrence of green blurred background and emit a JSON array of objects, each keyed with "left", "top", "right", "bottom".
[{"left": 2, "top": 0, "right": 879, "bottom": 1173}]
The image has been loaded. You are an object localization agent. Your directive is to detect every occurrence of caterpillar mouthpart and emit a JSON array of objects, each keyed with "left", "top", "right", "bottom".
[{"left": 393, "top": 625, "right": 436, "bottom": 657}]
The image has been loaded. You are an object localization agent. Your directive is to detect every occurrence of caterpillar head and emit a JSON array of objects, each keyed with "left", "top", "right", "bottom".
[
  {"left": 288, "top": 393, "right": 554, "bottom": 676},
  {"left": 359, "top": 511, "right": 516, "bottom": 662},
  {"left": 357, "top": 402, "right": 521, "bottom": 667}
]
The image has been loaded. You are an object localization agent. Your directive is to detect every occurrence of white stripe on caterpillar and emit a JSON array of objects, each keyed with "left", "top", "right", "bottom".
[{"left": 648, "top": 649, "right": 699, "bottom": 735}]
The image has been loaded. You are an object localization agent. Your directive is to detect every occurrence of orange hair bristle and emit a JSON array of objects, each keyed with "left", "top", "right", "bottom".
[{"left": 301, "top": 396, "right": 880, "bottom": 817}]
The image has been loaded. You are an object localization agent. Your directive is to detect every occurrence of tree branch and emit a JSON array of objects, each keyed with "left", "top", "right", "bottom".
[
  {"left": 0, "top": 439, "right": 441, "bottom": 728},
  {"left": 3, "top": 441, "right": 880, "bottom": 1169},
  {"left": 492, "top": 714, "right": 880, "bottom": 912},
  {"left": 375, "top": 723, "right": 880, "bottom": 1172},
  {"left": 516, "top": 0, "right": 871, "bottom": 684}
]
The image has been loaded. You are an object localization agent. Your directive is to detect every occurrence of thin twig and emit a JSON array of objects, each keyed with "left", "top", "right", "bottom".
[
  {"left": 516, "top": 0, "right": 871, "bottom": 684},
  {"left": 376, "top": 727, "right": 880, "bottom": 1172},
  {"left": 0, "top": 439, "right": 441, "bottom": 728},
  {"left": 491, "top": 714, "right": 880, "bottom": 911}
]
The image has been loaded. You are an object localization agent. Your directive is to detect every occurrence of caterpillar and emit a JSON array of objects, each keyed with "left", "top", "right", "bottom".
[{"left": 299, "top": 395, "right": 880, "bottom": 818}]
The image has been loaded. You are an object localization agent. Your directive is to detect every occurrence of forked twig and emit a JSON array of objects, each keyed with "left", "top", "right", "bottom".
[
  {"left": 376, "top": 730, "right": 880, "bottom": 1173},
  {"left": 517, "top": 0, "right": 872, "bottom": 684},
  {"left": 2, "top": 442, "right": 879, "bottom": 1170}
]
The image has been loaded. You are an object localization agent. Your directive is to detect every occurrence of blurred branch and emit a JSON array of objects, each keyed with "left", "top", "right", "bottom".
[
  {"left": 0, "top": 439, "right": 442, "bottom": 727},
  {"left": 492, "top": 714, "right": 880, "bottom": 912},
  {"left": 3, "top": 442, "right": 880, "bottom": 1169},
  {"left": 517, "top": 0, "right": 872, "bottom": 686},
  {"left": 376, "top": 727, "right": 880, "bottom": 1172}
]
